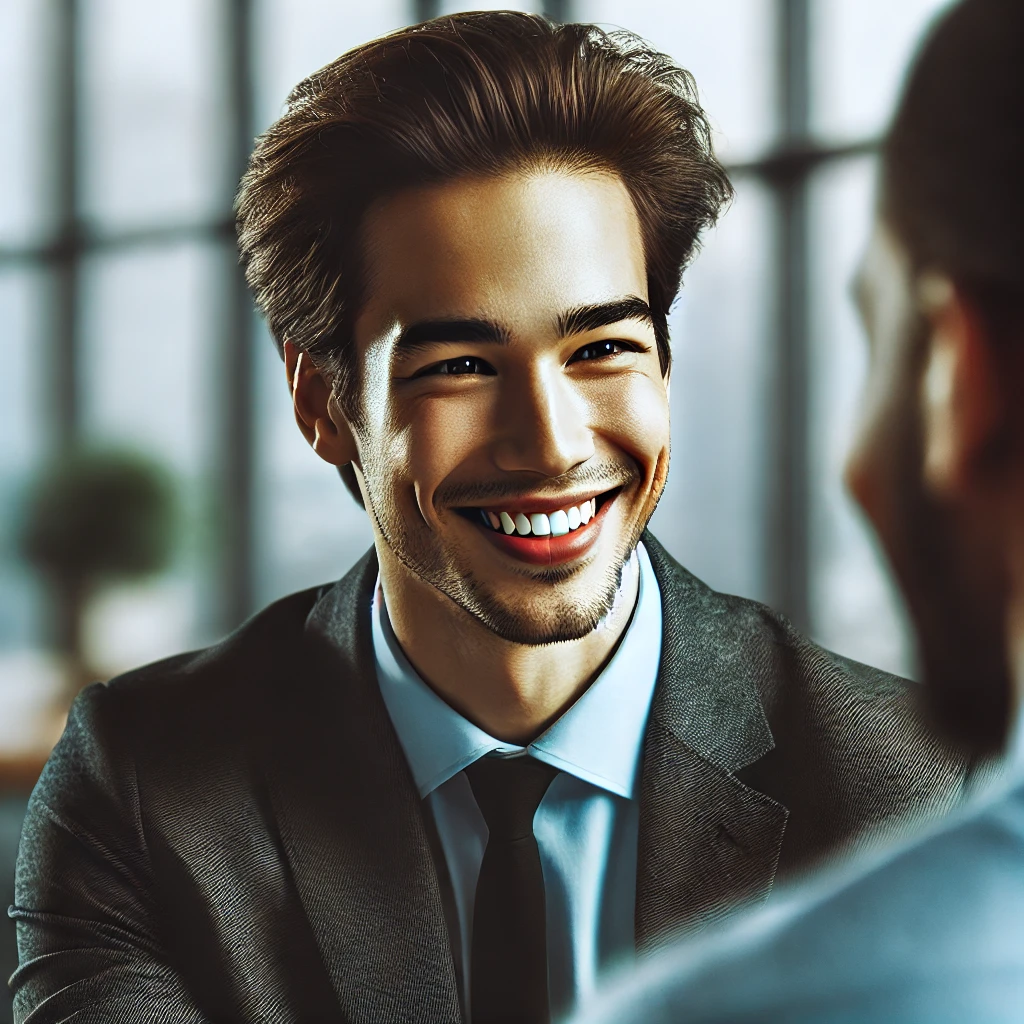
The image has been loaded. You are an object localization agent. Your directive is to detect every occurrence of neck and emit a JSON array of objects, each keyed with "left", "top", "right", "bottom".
[{"left": 376, "top": 550, "right": 641, "bottom": 746}]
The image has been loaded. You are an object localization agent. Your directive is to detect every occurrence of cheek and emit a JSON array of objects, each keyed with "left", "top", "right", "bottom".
[
  {"left": 388, "top": 392, "right": 494, "bottom": 519},
  {"left": 408, "top": 396, "right": 484, "bottom": 472},
  {"left": 590, "top": 372, "right": 671, "bottom": 469}
]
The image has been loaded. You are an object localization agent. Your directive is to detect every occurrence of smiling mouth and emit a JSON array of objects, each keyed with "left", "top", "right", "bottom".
[
  {"left": 456, "top": 489, "right": 618, "bottom": 533},
  {"left": 452, "top": 487, "right": 622, "bottom": 565}
]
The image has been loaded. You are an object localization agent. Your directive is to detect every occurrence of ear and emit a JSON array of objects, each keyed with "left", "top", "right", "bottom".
[
  {"left": 283, "top": 340, "right": 359, "bottom": 467},
  {"left": 919, "top": 275, "right": 1002, "bottom": 497}
]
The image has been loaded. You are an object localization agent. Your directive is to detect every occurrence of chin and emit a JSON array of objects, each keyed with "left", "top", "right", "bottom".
[{"left": 454, "top": 547, "right": 633, "bottom": 646}]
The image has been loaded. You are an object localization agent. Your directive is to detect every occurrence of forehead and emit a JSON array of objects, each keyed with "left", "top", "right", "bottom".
[{"left": 354, "top": 169, "right": 649, "bottom": 344}]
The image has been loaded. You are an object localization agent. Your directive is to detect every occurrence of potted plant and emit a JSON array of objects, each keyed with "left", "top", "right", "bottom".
[{"left": 19, "top": 448, "right": 177, "bottom": 698}]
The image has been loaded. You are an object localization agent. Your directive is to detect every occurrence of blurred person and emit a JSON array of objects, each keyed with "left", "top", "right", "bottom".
[
  {"left": 568, "top": 1, "right": 1024, "bottom": 1021},
  {"left": 10, "top": 12, "right": 973, "bottom": 1024}
]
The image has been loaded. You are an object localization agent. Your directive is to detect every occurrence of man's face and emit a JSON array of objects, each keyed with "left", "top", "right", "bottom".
[
  {"left": 348, "top": 169, "right": 670, "bottom": 645},
  {"left": 845, "top": 222, "right": 1009, "bottom": 751}
]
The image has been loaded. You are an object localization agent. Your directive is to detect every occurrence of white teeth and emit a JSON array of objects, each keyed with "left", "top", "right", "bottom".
[{"left": 480, "top": 497, "right": 601, "bottom": 535}]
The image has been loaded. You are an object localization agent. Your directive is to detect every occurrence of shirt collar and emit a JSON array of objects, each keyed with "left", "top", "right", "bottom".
[{"left": 372, "top": 542, "right": 663, "bottom": 801}]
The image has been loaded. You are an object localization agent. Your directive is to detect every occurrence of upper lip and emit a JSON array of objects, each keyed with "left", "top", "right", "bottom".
[{"left": 462, "top": 488, "right": 613, "bottom": 516}]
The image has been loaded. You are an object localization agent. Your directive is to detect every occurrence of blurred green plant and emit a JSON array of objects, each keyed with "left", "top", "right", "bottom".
[{"left": 18, "top": 448, "right": 178, "bottom": 691}]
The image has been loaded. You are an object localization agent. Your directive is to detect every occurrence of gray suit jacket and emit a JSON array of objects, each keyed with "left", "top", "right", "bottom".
[
  {"left": 569, "top": 772, "right": 1024, "bottom": 1024},
  {"left": 9, "top": 536, "right": 974, "bottom": 1023}
]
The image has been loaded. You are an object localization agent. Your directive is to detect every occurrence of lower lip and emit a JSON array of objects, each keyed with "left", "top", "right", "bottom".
[{"left": 474, "top": 497, "right": 614, "bottom": 566}]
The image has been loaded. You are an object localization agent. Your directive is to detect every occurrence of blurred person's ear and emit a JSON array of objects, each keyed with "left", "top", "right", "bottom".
[
  {"left": 284, "top": 340, "right": 359, "bottom": 469},
  {"left": 918, "top": 276, "right": 1005, "bottom": 499}
]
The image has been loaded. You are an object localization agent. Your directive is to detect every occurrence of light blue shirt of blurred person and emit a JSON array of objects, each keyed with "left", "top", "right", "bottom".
[
  {"left": 373, "top": 541, "right": 663, "bottom": 1021},
  {"left": 566, "top": 722, "right": 1024, "bottom": 1024}
]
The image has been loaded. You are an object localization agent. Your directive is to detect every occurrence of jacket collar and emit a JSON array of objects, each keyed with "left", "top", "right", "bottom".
[
  {"left": 264, "top": 549, "right": 463, "bottom": 1023},
  {"left": 265, "top": 537, "right": 788, "bottom": 1011},
  {"left": 635, "top": 534, "right": 789, "bottom": 951}
]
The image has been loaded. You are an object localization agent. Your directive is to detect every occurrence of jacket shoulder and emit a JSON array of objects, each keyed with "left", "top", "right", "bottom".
[
  {"left": 644, "top": 534, "right": 971, "bottom": 859},
  {"left": 644, "top": 532, "right": 919, "bottom": 705},
  {"left": 105, "top": 582, "right": 328, "bottom": 704},
  {"left": 25, "top": 583, "right": 330, "bottom": 815}
]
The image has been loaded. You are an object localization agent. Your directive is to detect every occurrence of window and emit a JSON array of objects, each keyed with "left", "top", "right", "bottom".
[{"left": 1, "top": 0, "right": 954, "bottom": 689}]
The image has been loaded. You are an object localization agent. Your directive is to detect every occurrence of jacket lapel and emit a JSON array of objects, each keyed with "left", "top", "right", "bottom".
[
  {"left": 636, "top": 536, "right": 789, "bottom": 953},
  {"left": 263, "top": 552, "right": 462, "bottom": 1023}
]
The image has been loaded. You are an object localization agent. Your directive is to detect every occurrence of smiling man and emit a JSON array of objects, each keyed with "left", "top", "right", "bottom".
[{"left": 11, "top": 12, "right": 974, "bottom": 1024}]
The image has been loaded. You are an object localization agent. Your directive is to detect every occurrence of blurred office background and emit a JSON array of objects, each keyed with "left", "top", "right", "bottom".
[{"left": 0, "top": 0, "right": 952, "bottom": 1016}]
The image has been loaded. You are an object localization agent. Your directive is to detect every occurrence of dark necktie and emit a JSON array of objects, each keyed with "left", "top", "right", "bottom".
[{"left": 465, "top": 755, "right": 559, "bottom": 1024}]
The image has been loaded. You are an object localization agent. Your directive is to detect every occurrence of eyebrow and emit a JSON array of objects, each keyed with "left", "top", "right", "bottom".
[
  {"left": 394, "top": 317, "right": 513, "bottom": 354},
  {"left": 392, "top": 295, "right": 656, "bottom": 356},
  {"left": 556, "top": 296, "right": 655, "bottom": 338}
]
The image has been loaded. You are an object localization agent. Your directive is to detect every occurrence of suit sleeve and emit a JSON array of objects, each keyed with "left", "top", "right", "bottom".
[{"left": 9, "top": 684, "right": 208, "bottom": 1024}]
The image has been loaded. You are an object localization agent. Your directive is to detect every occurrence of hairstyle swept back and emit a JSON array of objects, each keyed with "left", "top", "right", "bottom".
[{"left": 236, "top": 11, "right": 733, "bottom": 422}]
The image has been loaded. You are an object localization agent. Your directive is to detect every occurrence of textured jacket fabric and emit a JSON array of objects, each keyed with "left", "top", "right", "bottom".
[{"left": 9, "top": 535, "right": 973, "bottom": 1023}]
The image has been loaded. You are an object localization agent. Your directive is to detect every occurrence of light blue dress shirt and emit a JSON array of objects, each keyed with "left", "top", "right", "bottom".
[{"left": 372, "top": 542, "right": 663, "bottom": 1019}]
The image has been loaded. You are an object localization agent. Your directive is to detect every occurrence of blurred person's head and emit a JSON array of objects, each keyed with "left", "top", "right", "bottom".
[
  {"left": 235, "top": 13, "right": 730, "bottom": 645},
  {"left": 846, "top": 0, "right": 1024, "bottom": 754}
]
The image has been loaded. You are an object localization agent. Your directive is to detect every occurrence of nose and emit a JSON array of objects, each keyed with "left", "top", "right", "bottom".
[{"left": 492, "top": 363, "right": 594, "bottom": 478}]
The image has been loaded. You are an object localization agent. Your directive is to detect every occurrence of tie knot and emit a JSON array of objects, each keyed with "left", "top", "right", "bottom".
[{"left": 466, "top": 756, "right": 558, "bottom": 842}]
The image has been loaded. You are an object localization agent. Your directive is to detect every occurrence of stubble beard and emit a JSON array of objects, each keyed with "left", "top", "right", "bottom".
[{"left": 363, "top": 460, "right": 658, "bottom": 646}]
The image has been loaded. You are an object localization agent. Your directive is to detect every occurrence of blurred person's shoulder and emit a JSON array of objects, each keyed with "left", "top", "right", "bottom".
[{"left": 572, "top": 776, "right": 1024, "bottom": 1024}]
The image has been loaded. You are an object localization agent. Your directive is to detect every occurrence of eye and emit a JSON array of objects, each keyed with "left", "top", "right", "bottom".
[
  {"left": 414, "top": 356, "right": 497, "bottom": 378},
  {"left": 568, "top": 339, "right": 637, "bottom": 363}
]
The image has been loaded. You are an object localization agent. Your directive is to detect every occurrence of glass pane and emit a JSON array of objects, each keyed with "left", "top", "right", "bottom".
[
  {"left": 78, "top": 241, "right": 223, "bottom": 671},
  {"left": 81, "top": 243, "right": 219, "bottom": 477},
  {"left": 0, "top": 0, "right": 56, "bottom": 245},
  {"left": 811, "top": 0, "right": 952, "bottom": 143},
  {"left": 807, "top": 156, "right": 915, "bottom": 678},
  {"left": 79, "top": 0, "right": 226, "bottom": 230},
  {"left": 0, "top": 269, "right": 48, "bottom": 657},
  {"left": 254, "top": 0, "right": 409, "bottom": 131},
  {"left": 582, "top": 0, "right": 777, "bottom": 162},
  {"left": 648, "top": 178, "right": 774, "bottom": 604},
  {"left": 252, "top": 327, "right": 374, "bottom": 609}
]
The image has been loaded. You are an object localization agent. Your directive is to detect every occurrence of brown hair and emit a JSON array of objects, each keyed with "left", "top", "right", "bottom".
[{"left": 237, "top": 10, "right": 732, "bottom": 422}]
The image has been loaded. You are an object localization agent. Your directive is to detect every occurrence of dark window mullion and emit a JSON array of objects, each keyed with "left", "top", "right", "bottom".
[
  {"left": 414, "top": 0, "right": 441, "bottom": 22},
  {"left": 40, "top": 0, "right": 84, "bottom": 657},
  {"left": 50, "top": 0, "right": 82, "bottom": 452},
  {"left": 218, "top": 0, "right": 258, "bottom": 631},
  {"left": 764, "top": 0, "right": 813, "bottom": 632}
]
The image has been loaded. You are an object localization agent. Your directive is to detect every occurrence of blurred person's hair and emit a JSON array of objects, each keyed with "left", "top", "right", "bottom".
[
  {"left": 883, "top": 0, "right": 1024, "bottom": 340},
  {"left": 236, "top": 11, "right": 732, "bottom": 428}
]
